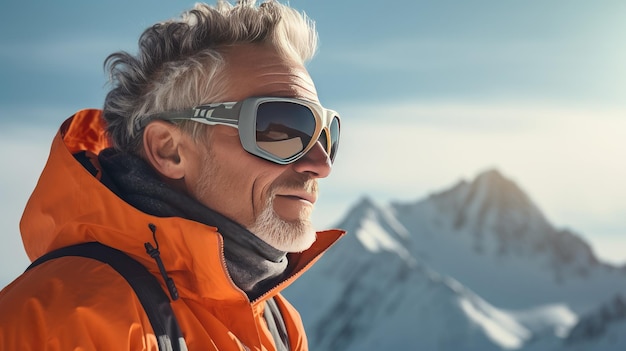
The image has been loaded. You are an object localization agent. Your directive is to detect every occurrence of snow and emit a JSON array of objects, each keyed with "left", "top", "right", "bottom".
[
  {"left": 508, "top": 304, "right": 578, "bottom": 338},
  {"left": 285, "top": 169, "right": 626, "bottom": 351},
  {"left": 355, "top": 217, "right": 397, "bottom": 253},
  {"left": 355, "top": 216, "right": 408, "bottom": 259},
  {"left": 459, "top": 298, "right": 528, "bottom": 349}
]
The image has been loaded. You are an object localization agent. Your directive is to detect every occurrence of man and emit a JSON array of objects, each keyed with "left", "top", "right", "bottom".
[{"left": 0, "top": 1, "right": 343, "bottom": 350}]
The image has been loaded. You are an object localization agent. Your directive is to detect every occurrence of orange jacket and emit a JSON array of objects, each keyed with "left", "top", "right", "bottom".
[{"left": 0, "top": 109, "right": 344, "bottom": 351}]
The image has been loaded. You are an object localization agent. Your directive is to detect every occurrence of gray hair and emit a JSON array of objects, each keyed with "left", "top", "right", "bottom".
[{"left": 103, "top": 0, "right": 318, "bottom": 154}]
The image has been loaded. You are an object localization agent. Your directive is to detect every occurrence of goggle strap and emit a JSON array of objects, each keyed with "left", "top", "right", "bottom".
[
  {"left": 134, "top": 109, "right": 194, "bottom": 133},
  {"left": 192, "top": 102, "right": 240, "bottom": 120},
  {"left": 135, "top": 102, "right": 242, "bottom": 133}
]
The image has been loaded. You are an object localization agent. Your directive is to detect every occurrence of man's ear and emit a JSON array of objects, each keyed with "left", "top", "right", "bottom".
[{"left": 143, "top": 121, "right": 186, "bottom": 180}]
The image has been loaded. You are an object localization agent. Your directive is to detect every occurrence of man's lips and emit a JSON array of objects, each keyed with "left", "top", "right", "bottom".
[{"left": 275, "top": 191, "right": 317, "bottom": 205}]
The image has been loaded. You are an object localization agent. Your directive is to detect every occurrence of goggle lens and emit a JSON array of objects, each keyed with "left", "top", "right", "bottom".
[
  {"left": 255, "top": 101, "right": 339, "bottom": 162},
  {"left": 329, "top": 116, "right": 340, "bottom": 162}
]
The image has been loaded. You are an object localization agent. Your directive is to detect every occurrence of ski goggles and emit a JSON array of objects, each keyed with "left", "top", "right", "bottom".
[{"left": 137, "top": 97, "right": 340, "bottom": 165}]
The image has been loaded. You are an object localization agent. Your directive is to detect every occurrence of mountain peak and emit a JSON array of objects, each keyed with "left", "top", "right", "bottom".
[
  {"left": 338, "top": 195, "right": 378, "bottom": 227},
  {"left": 439, "top": 168, "right": 545, "bottom": 233},
  {"left": 354, "top": 195, "right": 376, "bottom": 210},
  {"left": 474, "top": 168, "right": 506, "bottom": 182},
  {"left": 470, "top": 168, "right": 531, "bottom": 209}
]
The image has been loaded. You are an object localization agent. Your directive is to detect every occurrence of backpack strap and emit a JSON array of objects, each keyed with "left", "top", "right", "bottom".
[{"left": 27, "top": 242, "right": 188, "bottom": 351}]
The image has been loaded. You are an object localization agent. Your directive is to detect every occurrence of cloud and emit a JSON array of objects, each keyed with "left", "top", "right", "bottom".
[
  {"left": 313, "top": 31, "right": 626, "bottom": 106},
  {"left": 0, "top": 36, "right": 135, "bottom": 74},
  {"left": 337, "top": 99, "right": 625, "bottom": 131},
  {"left": 324, "top": 39, "right": 556, "bottom": 72},
  {"left": 314, "top": 99, "right": 626, "bottom": 263},
  {"left": 0, "top": 106, "right": 81, "bottom": 128}
]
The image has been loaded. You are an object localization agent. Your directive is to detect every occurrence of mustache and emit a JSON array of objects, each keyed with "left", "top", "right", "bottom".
[{"left": 270, "top": 174, "right": 318, "bottom": 195}]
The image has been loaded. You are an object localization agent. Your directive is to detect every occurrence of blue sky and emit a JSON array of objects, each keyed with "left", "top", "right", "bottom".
[{"left": 1, "top": 0, "right": 625, "bottom": 284}]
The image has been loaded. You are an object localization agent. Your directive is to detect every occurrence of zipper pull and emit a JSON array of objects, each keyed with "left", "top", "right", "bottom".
[{"left": 145, "top": 223, "right": 179, "bottom": 301}]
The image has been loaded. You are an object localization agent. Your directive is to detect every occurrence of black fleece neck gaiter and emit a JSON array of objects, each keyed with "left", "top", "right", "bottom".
[{"left": 96, "top": 148, "right": 288, "bottom": 301}]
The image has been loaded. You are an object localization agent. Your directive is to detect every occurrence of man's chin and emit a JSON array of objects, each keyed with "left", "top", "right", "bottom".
[
  {"left": 280, "top": 228, "right": 317, "bottom": 253},
  {"left": 249, "top": 213, "right": 317, "bottom": 252}
]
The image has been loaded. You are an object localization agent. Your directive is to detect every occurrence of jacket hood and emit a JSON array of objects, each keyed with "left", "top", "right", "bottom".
[{"left": 20, "top": 109, "right": 344, "bottom": 304}]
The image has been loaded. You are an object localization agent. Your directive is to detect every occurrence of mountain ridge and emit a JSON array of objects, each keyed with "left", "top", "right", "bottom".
[
  {"left": 285, "top": 168, "right": 626, "bottom": 350},
  {"left": 385, "top": 169, "right": 623, "bottom": 311}
]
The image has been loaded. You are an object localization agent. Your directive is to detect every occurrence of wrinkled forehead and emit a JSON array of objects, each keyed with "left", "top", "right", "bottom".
[{"left": 219, "top": 44, "right": 319, "bottom": 103}]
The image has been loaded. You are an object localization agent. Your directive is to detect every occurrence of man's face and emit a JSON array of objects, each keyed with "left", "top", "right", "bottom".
[{"left": 184, "top": 45, "right": 332, "bottom": 252}]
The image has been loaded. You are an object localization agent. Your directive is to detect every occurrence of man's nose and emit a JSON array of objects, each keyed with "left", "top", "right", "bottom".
[{"left": 292, "top": 141, "right": 332, "bottom": 178}]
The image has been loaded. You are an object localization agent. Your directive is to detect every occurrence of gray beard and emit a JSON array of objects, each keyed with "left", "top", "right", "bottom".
[{"left": 248, "top": 201, "right": 317, "bottom": 253}]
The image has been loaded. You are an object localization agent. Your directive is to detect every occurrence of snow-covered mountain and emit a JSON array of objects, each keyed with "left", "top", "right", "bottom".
[
  {"left": 389, "top": 169, "right": 626, "bottom": 313},
  {"left": 284, "top": 169, "right": 626, "bottom": 350}
]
